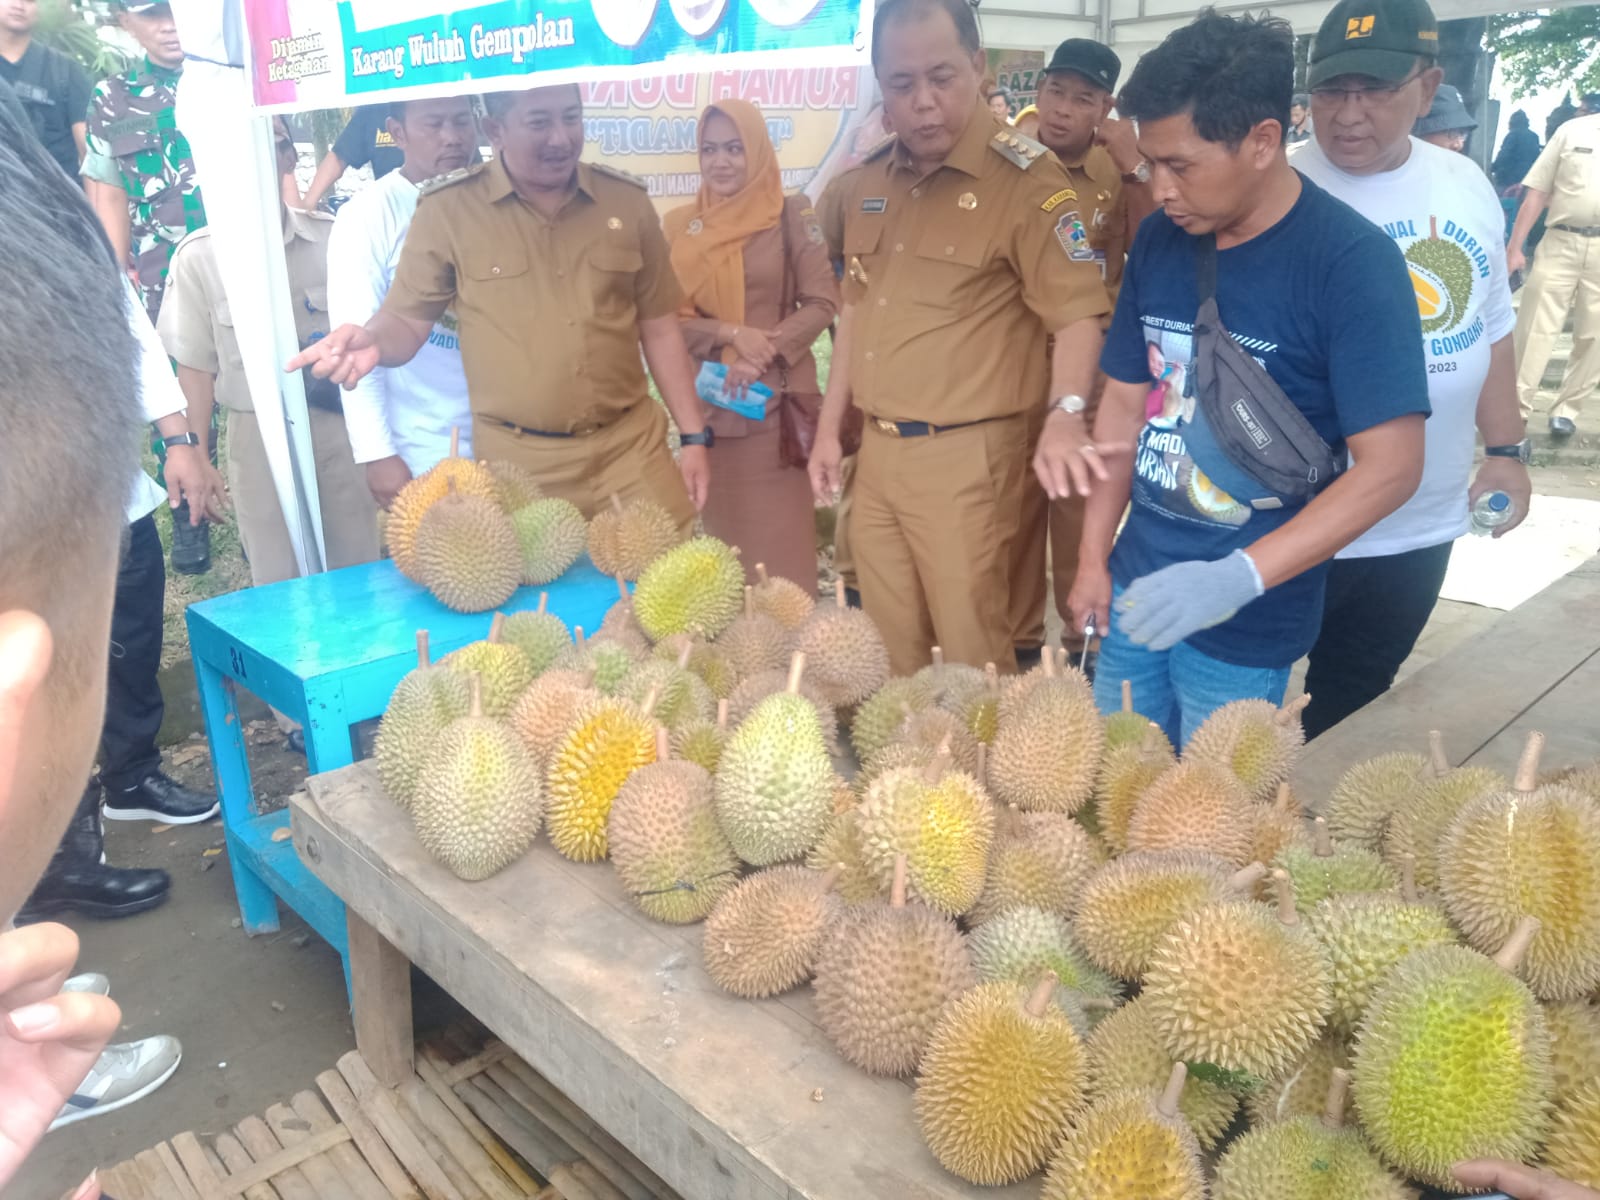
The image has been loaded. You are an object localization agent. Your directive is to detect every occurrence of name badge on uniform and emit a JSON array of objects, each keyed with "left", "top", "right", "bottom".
[
  {"left": 861, "top": 197, "right": 888, "bottom": 213},
  {"left": 1055, "top": 211, "right": 1095, "bottom": 261}
]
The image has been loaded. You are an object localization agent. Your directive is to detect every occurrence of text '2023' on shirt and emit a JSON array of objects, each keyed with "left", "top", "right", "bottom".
[
  {"left": 1100, "top": 174, "right": 1430, "bottom": 668},
  {"left": 1295, "top": 136, "right": 1515, "bottom": 557}
]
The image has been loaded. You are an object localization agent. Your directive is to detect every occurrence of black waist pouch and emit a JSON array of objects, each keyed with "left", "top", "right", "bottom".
[
  {"left": 300, "top": 334, "right": 344, "bottom": 414},
  {"left": 1185, "top": 234, "right": 1340, "bottom": 510}
]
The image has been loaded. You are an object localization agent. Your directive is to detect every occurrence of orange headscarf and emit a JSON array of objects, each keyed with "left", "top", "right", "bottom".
[{"left": 664, "top": 99, "right": 784, "bottom": 357}]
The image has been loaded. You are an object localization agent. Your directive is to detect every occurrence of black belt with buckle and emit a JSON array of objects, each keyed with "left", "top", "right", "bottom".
[
  {"left": 870, "top": 416, "right": 995, "bottom": 438},
  {"left": 490, "top": 408, "right": 627, "bottom": 439},
  {"left": 1552, "top": 223, "right": 1600, "bottom": 238}
]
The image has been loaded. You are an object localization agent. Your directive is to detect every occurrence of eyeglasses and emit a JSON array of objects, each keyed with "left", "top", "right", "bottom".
[{"left": 1309, "top": 70, "right": 1423, "bottom": 107}]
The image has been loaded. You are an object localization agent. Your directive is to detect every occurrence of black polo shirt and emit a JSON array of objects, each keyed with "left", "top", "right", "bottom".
[
  {"left": 0, "top": 41, "right": 91, "bottom": 178},
  {"left": 332, "top": 103, "right": 402, "bottom": 179}
]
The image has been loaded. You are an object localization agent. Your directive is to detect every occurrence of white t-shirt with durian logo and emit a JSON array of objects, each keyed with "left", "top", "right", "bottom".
[{"left": 1295, "top": 136, "right": 1516, "bottom": 557}]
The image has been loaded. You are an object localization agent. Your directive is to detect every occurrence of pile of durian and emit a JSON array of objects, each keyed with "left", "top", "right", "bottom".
[
  {"left": 385, "top": 431, "right": 687, "bottom": 612},
  {"left": 372, "top": 544, "right": 1600, "bottom": 1198}
]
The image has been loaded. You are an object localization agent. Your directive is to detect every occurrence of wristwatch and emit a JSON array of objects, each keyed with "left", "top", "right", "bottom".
[
  {"left": 1121, "top": 161, "right": 1151, "bottom": 185},
  {"left": 1483, "top": 439, "right": 1530, "bottom": 464},
  {"left": 680, "top": 428, "right": 716, "bottom": 449},
  {"left": 1051, "top": 394, "right": 1088, "bottom": 417},
  {"left": 162, "top": 431, "right": 201, "bottom": 448}
]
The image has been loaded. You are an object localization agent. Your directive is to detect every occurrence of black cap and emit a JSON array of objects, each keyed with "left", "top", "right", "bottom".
[
  {"left": 1042, "top": 39, "right": 1121, "bottom": 95},
  {"left": 1414, "top": 84, "right": 1476, "bottom": 135},
  {"left": 1308, "top": 0, "right": 1439, "bottom": 88}
]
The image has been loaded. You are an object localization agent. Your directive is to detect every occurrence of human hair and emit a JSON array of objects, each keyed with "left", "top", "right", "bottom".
[
  {"left": 1508, "top": 108, "right": 1528, "bottom": 128},
  {"left": 1117, "top": 10, "right": 1294, "bottom": 148},
  {"left": 1292, "top": 93, "right": 1309, "bottom": 109},
  {"left": 483, "top": 83, "right": 581, "bottom": 120},
  {"left": 870, "top": 0, "right": 982, "bottom": 70}
]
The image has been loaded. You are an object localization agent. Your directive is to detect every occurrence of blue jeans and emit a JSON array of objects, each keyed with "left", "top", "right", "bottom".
[{"left": 1093, "top": 586, "right": 1291, "bottom": 749}]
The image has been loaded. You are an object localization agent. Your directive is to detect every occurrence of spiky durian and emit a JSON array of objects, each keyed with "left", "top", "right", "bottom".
[
  {"left": 1085, "top": 997, "right": 1238, "bottom": 1150},
  {"left": 544, "top": 690, "right": 658, "bottom": 861},
  {"left": 989, "top": 652, "right": 1103, "bottom": 814},
  {"left": 1307, "top": 892, "right": 1458, "bottom": 1036},
  {"left": 1184, "top": 694, "right": 1310, "bottom": 802},
  {"left": 511, "top": 496, "right": 587, "bottom": 585},
  {"left": 439, "top": 614, "right": 534, "bottom": 717},
  {"left": 1328, "top": 751, "right": 1430, "bottom": 850},
  {"left": 749, "top": 561, "right": 814, "bottom": 629},
  {"left": 702, "top": 865, "right": 843, "bottom": 998},
  {"left": 1275, "top": 817, "right": 1399, "bottom": 912},
  {"left": 498, "top": 594, "right": 572, "bottom": 675},
  {"left": 387, "top": 430, "right": 499, "bottom": 579},
  {"left": 374, "top": 630, "right": 470, "bottom": 810},
  {"left": 631, "top": 536, "right": 744, "bottom": 641},
  {"left": 586, "top": 493, "right": 683, "bottom": 580},
  {"left": 1383, "top": 730, "right": 1505, "bottom": 890},
  {"left": 968, "top": 806, "right": 1106, "bottom": 927},
  {"left": 794, "top": 579, "right": 889, "bottom": 707},
  {"left": 1126, "top": 760, "right": 1257, "bottom": 866},
  {"left": 856, "top": 754, "right": 994, "bottom": 917},
  {"left": 1041, "top": 1063, "right": 1205, "bottom": 1200},
  {"left": 413, "top": 484, "right": 523, "bottom": 613}
]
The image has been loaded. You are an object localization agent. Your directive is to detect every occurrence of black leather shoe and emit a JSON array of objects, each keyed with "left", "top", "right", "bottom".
[
  {"left": 103, "top": 772, "right": 219, "bottom": 825},
  {"left": 843, "top": 586, "right": 863, "bottom": 610},
  {"left": 169, "top": 502, "right": 211, "bottom": 575},
  {"left": 14, "top": 786, "right": 172, "bottom": 923},
  {"left": 1550, "top": 416, "right": 1578, "bottom": 439},
  {"left": 1014, "top": 645, "right": 1044, "bottom": 672}
]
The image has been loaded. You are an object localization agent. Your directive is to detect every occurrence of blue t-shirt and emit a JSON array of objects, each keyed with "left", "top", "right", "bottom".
[{"left": 1101, "top": 173, "right": 1429, "bottom": 668}]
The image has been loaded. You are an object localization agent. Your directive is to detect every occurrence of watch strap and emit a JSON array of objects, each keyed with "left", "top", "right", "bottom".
[
  {"left": 680, "top": 429, "right": 714, "bottom": 448},
  {"left": 162, "top": 431, "right": 201, "bottom": 447},
  {"left": 1483, "top": 441, "right": 1529, "bottom": 462}
]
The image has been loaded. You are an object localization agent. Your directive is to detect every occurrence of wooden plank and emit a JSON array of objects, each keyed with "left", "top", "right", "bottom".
[
  {"left": 98, "top": 1162, "right": 147, "bottom": 1200},
  {"left": 486, "top": 1063, "right": 652, "bottom": 1200},
  {"left": 459, "top": 1075, "right": 575, "bottom": 1175},
  {"left": 387, "top": 1076, "right": 491, "bottom": 1200},
  {"left": 441, "top": 1042, "right": 513, "bottom": 1088},
  {"left": 568, "top": 1162, "right": 630, "bottom": 1200},
  {"left": 236, "top": 1115, "right": 321, "bottom": 1200},
  {"left": 134, "top": 1148, "right": 184, "bottom": 1200},
  {"left": 215, "top": 1131, "right": 285, "bottom": 1200},
  {"left": 399, "top": 1074, "right": 523, "bottom": 1200},
  {"left": 318, "top": 1066, "right": 424, "bottom": 1200},
  {"left": 172, "top": 1132, "right": 232, "bottom": 1198},
  {"left": 264, "top": 1101, "right": 361, "bottom": 1199},
  {"left": 1466, "top": 648, "right": 1600, "bottom": 776},
  {"left": 417, "top": 1049, "right": 542, "bottom": 1196},
  {"left": 348, "top": 908, "right": 415, "bottom": 1088},
  {"left": 1295, "top": 557, "right": 1600, "bottom": 803},
  {"left": 338, "top": 1049, "right": 468, "bottom": 1200},
  {"left": 154, "top": 1141, "right": 203, "bottom": 1200},
  {"left": 290, "top": 1088, "right": 395, "bottom": 1200},
  {"left": 296, "top": 771, "right": 1002, "bottom": 1200}
]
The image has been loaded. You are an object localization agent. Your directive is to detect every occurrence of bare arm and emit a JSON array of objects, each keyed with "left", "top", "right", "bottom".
[
  {"left": 1048, "top": 317, "right": 1103, "bottom": 405},
  {"left": 296, "top": 150, "right": 347, "bottom": 211},
  {"left": 285, "top": 310, "right": 432, "bottom": 387},
  {"left": 175, "top": 364, "right": 217, "bottom": 453},
  {"left": 637, "top": 313, "right": 710, "bottom": 510},
  {"left": 71, "top": 121, "right": 87, "bottom": 165},
  {"left": 85, "top": 177, "right": 131, "bottom": 268},
  {"left": 1061, "top": 377, "right": 1145, "bottom": 630},
  {"left": 1506, "top": 185, "right": 1549, "bottom": 272},
  {"left": 1470, "top": 334, "right": 1529, "bottom": 535},
  {"left": 807, "top": 302, "right": 858, "bottom": 502}
]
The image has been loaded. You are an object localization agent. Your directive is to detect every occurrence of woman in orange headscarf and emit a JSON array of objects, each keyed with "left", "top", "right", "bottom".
[{"left": 664, "top": 98, "right": 839, "bottom": 592}]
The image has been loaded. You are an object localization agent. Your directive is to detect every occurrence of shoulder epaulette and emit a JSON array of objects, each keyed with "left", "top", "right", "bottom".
[
  {"left": 862, "top": 133, "right": 898, "bottom": 163},
  {"left": 418, "top": 163, "right": 484, "bottom": 196},
  {"left": 989, "top": 128, "right": 1047, "bottom": 170},
  {"left": 588, "top": 162, "right": 649, "bottom": 189},
  {"left": 170, "top": 225, "right": 213, "bottom": 255}
]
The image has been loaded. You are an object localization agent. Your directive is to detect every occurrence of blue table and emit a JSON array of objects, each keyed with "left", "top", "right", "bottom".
[{"left": 186, "top": 558, "right": 619, "bottom": 981}]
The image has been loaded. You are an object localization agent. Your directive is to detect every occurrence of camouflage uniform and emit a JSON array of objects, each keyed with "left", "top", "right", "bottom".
[{"left": 81, "top": 56, "right": 206, "bottom": 322}]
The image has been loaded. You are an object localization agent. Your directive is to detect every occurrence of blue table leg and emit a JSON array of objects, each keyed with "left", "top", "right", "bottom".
[{"left": 195, "top": 654, "right": 280, "bottom": 936}]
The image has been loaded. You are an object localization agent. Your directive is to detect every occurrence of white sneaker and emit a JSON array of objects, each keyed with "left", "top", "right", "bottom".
[
  {"left": 61, "top": 973, "right": 110, "bottom": 996},
  {"left": 50, "top": 1034, "right": 182, "bottom": 1131}
]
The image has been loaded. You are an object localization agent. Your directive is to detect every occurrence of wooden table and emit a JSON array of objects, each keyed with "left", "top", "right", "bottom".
[{"left": 291, "top": 767, "right": 1035, "bottom": 1200}]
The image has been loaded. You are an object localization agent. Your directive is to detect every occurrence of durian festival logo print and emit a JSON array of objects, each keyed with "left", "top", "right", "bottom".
[{"left": 1406, "top": 215, "right": 1474, "bottom": 335}]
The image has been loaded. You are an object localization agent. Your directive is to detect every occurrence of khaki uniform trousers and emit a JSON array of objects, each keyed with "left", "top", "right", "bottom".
[
  {"left": 1009, "top": 407, "right": 1091, "bottom": 655},
  {"left": 832, "top": 454, "right": 858, "bottom": 591},
  {"left": 473, "top": 400, "right": 695, "bottom": 537},
  {"left": 852, "top": 414, "right": 1028, "bottom": 678},
  {"left": 227, "top": 405, "right": 380, "bottom": 585},
  {"left": 1513, "top": 227, "right": 1600, "bottom": 421}
]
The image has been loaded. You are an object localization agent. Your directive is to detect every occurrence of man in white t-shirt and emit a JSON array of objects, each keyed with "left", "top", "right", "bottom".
[
  {"left": 329, "top": 96, "right": 477, "bottom": 509},
  {"left": 1295, "top": 0, "right": 1528, "bottom": 739}
]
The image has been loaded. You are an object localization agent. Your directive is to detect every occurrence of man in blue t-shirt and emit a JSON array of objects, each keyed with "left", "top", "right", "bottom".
[{"left": 1033, "top": 10, "right": 1429, "bottom": 747}]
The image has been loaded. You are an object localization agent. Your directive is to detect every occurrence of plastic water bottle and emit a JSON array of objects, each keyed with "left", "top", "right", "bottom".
[{"left": 1470, "top": 490, "right": 1514, "bottom": 537}]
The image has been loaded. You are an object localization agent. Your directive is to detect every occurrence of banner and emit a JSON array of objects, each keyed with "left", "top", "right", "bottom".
[
  {"left": 246, "top": 0, "right": 868, "bottom": 112},
  {"left": 987, "top": 48, "right": 1045, "bottom": 115}
]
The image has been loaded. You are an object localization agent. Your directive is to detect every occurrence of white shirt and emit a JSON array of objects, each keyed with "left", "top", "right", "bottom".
[
  {"left": 328, "top": 168, "right": 472, "bottom": 475},
  {"left": 1296, "top": 137, "right": 1516, "bottom": 557},
  {"left": 126, "top": 279, "right": 186, "bottom": 523}
]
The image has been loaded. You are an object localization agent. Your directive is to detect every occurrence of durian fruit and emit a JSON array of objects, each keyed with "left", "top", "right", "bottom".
[
  {"left": 413, "top": 482, "right": 523, "bottom": 613},
  {"left": 672, "top": 698, "right": 730, "bottom": 774},
  {"left": 439, "top": 614, "right": 534, "bottom": 718},
  {"left": 913, "top": 973, "right": 1086, "bottom": 1185},
  {"left": 941, "top": 661, "right": 1002, "bottom": 745},
  {"left": 968, "top": 806, "right": 1106, "bottom": 927},
  {"left": 1542, "top": 1078, "right": 1600, "bottom": 1188},
  {"left": 543, "top": 689, "right": 658, "bottom": 862},
  {"left": 914, "top": 645, "right": 987, "bottom": 707},
  {"left": 795, "top": 579, "right": 890, "bottom": 707},
  {"left": 387, "top": 430, "right": 499, "bottom": 579},
  {"left": 484, "top": 458, "right": 542, "bottom": 511},
  {"left": 1249, "top": 781, "right": 1312, "bottom": 875},
  {"left": 970, "top": 905, "right": 1120, "bottom": 1001},
  {"left": 653, "top": 633, "right": 737, "bottom": 698},
  {"left": 1103, "top": 679, "right": 1174, "bottom": 754},
  {"left": 989, "top": 651, "right": 1104, "bottom": 814},
  {"left": 585, "top": 493, "right": 682, "bottom": 581},
  {"left": 511, "top": 496, "right": 587, "bottom": 585},
  {"left": 1126, "top": 760, "right": 1258, "bottom": 866},
  {"left": 607, "top": 727, "right": 739, "bottom": 923},
  {"left": 853, "top": 739, "right": 938, "bottom": 797},
  {"left": 1274, "top": 817, "right": 1399, "bottom": 912},
  {"left": 813, "top": 856, "right": 976, "bottom": 1076},
  {"left": 596, "top": 578, "right": 651, "bottom": 655},
  {"left": 1095, "top": 724, "right": 1177, "bottom": 854},
  {"left": 889, "top": 707, "right": 982, "bottom": 776},
  {"left": 749, "top": 561, "right": 814, "bottom": 630},
  {"left": 1041, "top": 1062, "right": 1206, "bottom": 1200},
  {"left": 1545, "top": 999, "right": 1600, "bottom": 1107},
  {"left": 1074, "top": 851, "right": 1265, "bottom": 982},
  {"left": 1085, "top": 996, "right": 1238, "bottom": 1150},
  {"left": 1247, "top": 1031, "right": 1352, "bottom": 1127},
  {"left": 554, "top": 626, "right": 636, "bottom": 696},
  {"left": 997, "top": 651, "right": 1070, "bottom": 724},
  {"left": 498, "top": 594, "right": 572, "bottom": 675},
  {"left": 621, "top": 646, "right": 713, "bottom": 733},
  {"left": 1383, "top": 729, "right": 1505, "bottom": 890},
  {"left": 1327, "top": 750, "right": 1430, "bottom": 850},
  {"left": 850, "top": 676, "right": 938, "bottom": 762},
  {"left": 725, "top": 667, "right": 838, "bottom": 751},
  {"left": 805, "top": 806, "right": 881, "bottom": 903},
  {"left": 1184, "top": 694, "right": 1311, "bottom": 803},
  {"left": 374, "top": 630, "right": 470, "bottom": 811},
  {"left": 857, "top": 751, "right": 995, "bottom": 917},
  {"left": 1306, "top": 891, "right": 1458, "bottom": 1037},
  {"left": 714, "top": 654, "right": 835, "bottom": 866},
  {"left": 631, "top": 536, "right": 744, "bottom": 642},
  {"left": 702, "top": 864, "right": 844, "bottom": 998},
  {"left": 1438, "top": 731, "right": 1600, "bottom": 1001},
  {"left": 412, "top": 676, "right": 543, "bottom": 881},
  {"left": 1214, "top": 1068, "right": 1415, "bottom": 1200},
  {"left": 713, "top": 586, "right": 794, "bottom": 681},
  {"left": 1352, "top": 917, "right": 1554, "bottom": 1188},
  {"left": 1144, "top": 870, "right": 1333, "bottom": 1080},
  {"left": 507, "top": 667, "right": 594, "bottom": 772}
]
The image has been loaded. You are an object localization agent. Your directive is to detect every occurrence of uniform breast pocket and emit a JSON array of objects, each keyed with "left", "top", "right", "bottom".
[
  {"left": 462, "top": 248, "right": 531, "bottom": 292},
  {"left": 105, "top": 123, "right": 161, "bottom": 164},
  {"left": 912, "top": 229, "right": 988, "bottom": 308},
  {"left": 588, "top": 242, "right": 643, "bottom": 320},
  {"left": 841, "top": 221, "right": 882, "bottom": 298}
]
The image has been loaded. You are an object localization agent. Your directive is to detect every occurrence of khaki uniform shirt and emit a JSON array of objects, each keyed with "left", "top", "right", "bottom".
[
  {"left": 158, "top": 207, "right": 332, "bottom": 412},
  {"left": 1056, "top": 143, "right": 1127, "bottom": 308},
  {"left": 839, "top": 101, "right": 1111, "bottom": 425},
  {"left": 384, "top": 158, "right": 682, "bottom": 434},
  {"left": 1523, "top": 112, "right": 1600, "bottom": 229}
]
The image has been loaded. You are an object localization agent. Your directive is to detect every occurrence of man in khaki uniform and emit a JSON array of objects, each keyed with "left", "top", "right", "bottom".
[
  {"left": 291, "top": 86, "right": 710, "bottom": 528},
  {"left": 159, "top": 118, "right": 378, "bottom": 582},
  {"left": 1010, "top": 38, "right": 1153, "bottom": 665},
  {"left": 1506, "top": 110, "right": 1600, "bottom": 437},
  {"left": 808, "top": 0, "right": 1110, "bottom": 676}
]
